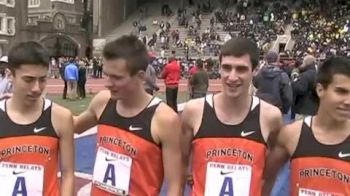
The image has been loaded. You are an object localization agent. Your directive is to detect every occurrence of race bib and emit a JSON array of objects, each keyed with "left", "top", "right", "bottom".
[
  {"left": 92, "top": 147, "right": 132, "bottom": 195},
  {"left": 204, "top": 162, "right": 252, "bottom": 196},
  {"left": 0, "top": 162, "right": 44, "bottom": 196},
  {"left": 299, "top": 188, "right": 344, "bottom": 196}
]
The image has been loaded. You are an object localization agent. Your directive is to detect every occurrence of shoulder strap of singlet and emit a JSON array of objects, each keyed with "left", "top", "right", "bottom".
[
  {"left": 43, "top": 99, "right": 52, "bottom": 111},
  {"left": 0, "top": 100, "right": 5, "bottom": 112},
  {"left": 205, "top": 94, "right": 214, "bottom": 108},
  {"left": 206, "top": 94, "right": 259, "bottom": 111},
  {"left": 304, "top": 116, "right": 312, "bottom": 128},
  {"left": 148, "top": 97, "right": 162, "bottom": 108},
  {"left": 251, "top": 96, "right": 260, "bottom": 111},
  {"left": 98, "top": 98, "right": 116, "bottom": 121},
  {"left": 0, "top": 99, "right": 51, "bottom": 112},
  {"left": 292, "top": 116, "right": 314, "bottom": 158}
]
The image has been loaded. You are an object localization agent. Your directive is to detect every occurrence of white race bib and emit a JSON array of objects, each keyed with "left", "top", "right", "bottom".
[
  {"left": 0, "top": 162, "right": 44, "bottom": 196},
  {"left": 204, "top": 162, "right": 252, "bottom": 196},
  {"left": 299, "top": 188, "right": 344, "bottom": 196},
  {"left": 92, "top": 147, "right": 132, "bottom": 195}
]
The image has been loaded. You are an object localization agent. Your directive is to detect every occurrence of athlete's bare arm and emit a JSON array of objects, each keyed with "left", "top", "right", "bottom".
[
  {"left": 181, "top": 98, "right": 205, "bottom": 183},
  {"left": 52, "top": 104, "right": 75, "bottom": 196},
  {"left": 259, "top": 101, "right": 284, "bottom": 148},
  {"left": 73, "top": 90, "right": 110, "bottom": 134},
  {"left": 153, "top": 103, "right": 186, "bottom": 196},
  {"left": 262, "top": 120, "right": 303, "bottom": 196},
  {"left": 181, "top": 99, "right": 200, "bottom": 165}
]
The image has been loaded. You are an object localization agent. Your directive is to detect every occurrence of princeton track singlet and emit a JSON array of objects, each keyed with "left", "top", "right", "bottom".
[
  {"left": 0, "top": 99, "right": 60, "bottom": 196},
  {"left": 192, "top": 94, "right": 267, "bottom": 196},
  {"left": 291, "top": 116, "right": 350, "bottom": 196},
  {"left": 91, "top": 97, "right": 163, "bottom": 196}
]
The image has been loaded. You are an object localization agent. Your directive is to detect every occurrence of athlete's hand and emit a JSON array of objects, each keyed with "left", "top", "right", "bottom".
[
  {"left": 0, "top": 93, "right": 12, "bottom": 100},
  {"left": 186, "top": 173, "right": 193, "bottom": 186}
]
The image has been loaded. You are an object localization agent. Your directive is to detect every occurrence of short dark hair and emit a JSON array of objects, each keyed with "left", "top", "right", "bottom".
[
  {"left": 196, "top": 59, "right": 203, "bottom": 68},
  {"left": 168, "top": 56, "right": 176, "bottom": 62},
  {"left": 206, "top": 58, "right": 214, "bottom": 69},
  {"left": 219, "top": 37, "right": 260, "bottom": 70},
  {"left": 265, "top": 51, "right": 279, "bottom": 64},
  {"left": 8, "top": 41, "right": 50, "bottom": 72},
  {"left": 103, "top": 35, "right": 149, "bottom": 76},
  {"left": 317, "top": 56, "right": 350, "bottom": 88}
]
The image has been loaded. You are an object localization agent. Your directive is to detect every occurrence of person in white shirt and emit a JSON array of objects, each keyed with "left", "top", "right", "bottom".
[{"left": 0, "top": 56, "right": 12, "bottom": 100}]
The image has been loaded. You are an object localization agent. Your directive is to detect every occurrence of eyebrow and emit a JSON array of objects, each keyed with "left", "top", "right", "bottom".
[
  {"left": 235, "top": 65, "right": 249, "bottom": 69},
  {"left": 22, "top": 75, "right": 47, "bottom": 79},
  {"left": 335, "top": 86, "right": 350, "bottom": 91},
  {"left": 221, "top": 63, "right": 249, "bottom": 67},
  {"left": 105, "top": 73, "right": 124, "bottom": 78}
]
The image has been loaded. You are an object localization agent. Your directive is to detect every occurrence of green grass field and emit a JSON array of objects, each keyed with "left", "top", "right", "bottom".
[{"left": 46, "top": 92, "right": 189, "bottom": 115}]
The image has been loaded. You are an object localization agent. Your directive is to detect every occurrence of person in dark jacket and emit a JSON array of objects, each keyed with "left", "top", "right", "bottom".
[
  {"left": 253, "top": 51, "right": 293, "bottom": 114},
  {"left": 189, "top": 59, "right": 209, "bottom": 99},
  {"left": 92, "top": 57, "right": 98, "bottom": 78},
  {"left": 292, "top": 55, "right": 319, "bottom": 119},
  {"left": 59, "top": 57, "right": 68, "bottom": 99},
  {"left": 78, "top": 60, "right": 87, "bottom": 99}
]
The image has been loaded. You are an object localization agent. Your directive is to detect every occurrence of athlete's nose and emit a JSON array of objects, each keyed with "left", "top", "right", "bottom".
[
  {"left": 104, "top": 76, "right": 113, "bottom": 88},
  {"left": 344, "top": 96, "right": 350, "bottom": 106},
  {"left": 31, "top": 80, "right": 41, "bottom": 93},
  {"left": 228, "top": 69, "right": 239, "bottom": 81}
]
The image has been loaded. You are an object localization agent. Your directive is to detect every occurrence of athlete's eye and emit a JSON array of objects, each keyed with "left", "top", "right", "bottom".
[
  {"left": 235, "top": 65, "right": 249, "bottom": 73},
  {"left": 221, "top": 64, "right": 232, "bottom": 72},
  {"left": 39, "top": 77, "right": 47, "bottom": 83},
  {"left": 335, "top": 87, "right": 349, "bottom": 95},
  {"left": 22, "top": 77, "right": 34, "bottom": 83}
]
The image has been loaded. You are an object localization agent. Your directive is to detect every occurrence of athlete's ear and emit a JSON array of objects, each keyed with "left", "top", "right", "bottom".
[
  {"left": 6, "top": 68, "right": 13, "bottom": 81},
  {"left": 252, "top": 66, "right": 258, "bottom": 76},
  {"left": 135, "top": 70, "right": 146, "bottom": 80},
  {"left": 316, "top": 83, "right": 324, "bottom": 99}
]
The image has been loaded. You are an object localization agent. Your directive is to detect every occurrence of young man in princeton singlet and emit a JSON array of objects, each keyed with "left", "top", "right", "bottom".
[
  {"left": 263, "top": 56, "right": 350, "bottom": 195},
  {"left": 0, "top": 42, "right": 74, "bottom": 195},
  {"left": 181, "top": 37, "right": 283, "bottom": 196},
  {"left": 74, "top": 35, "right": 185, "bottom": 196}
]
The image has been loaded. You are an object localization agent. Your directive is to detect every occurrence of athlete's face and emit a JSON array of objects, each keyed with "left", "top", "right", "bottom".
[
  {"left": 317, "top": 74, "right": 350, "bottom": 121},
  {"left": 220, "top": 54, "right": 254, "bottom": 98},
  {"left": 10, "top": 64, "right": 48, "bottom": 103},
  {"left": 103, "top": 58, "right": 143, "bottom": 100}
]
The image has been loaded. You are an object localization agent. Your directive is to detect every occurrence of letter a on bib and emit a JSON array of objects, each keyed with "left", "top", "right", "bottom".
[
  {"left": 103, "top": 164, "right": 116, "bottom": 186},
  {"left": 219, "top": 177, "right": 233, "bottom": 196},
  {"left": 93, "top": 147, "right": 132, "bottom": 195},
  {"left": 12, "top": 177, "right": 27, "bottom": 196}
]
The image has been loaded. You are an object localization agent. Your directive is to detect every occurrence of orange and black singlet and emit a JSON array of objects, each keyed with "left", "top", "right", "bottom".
[
  {"left": 291, "top": 116, "right": 350, "bottom": 196},
  {"left": 0, "top": 99, "right": 59, "bottom": 196},
  {"left": 91, "top": 97, "right": 163, "bottom": 196},
  {"left": 191, "top": 94, "right": 267, "bottom": 196}
]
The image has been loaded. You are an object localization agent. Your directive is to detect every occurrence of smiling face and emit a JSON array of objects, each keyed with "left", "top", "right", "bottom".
[
  {"left": 317, "top": 74, "right": 350, "bottom": 121},
  {"left": 220, "top": 54, "right": 254, "bottom": 99},
  {"left": 10, "top": 64, "right": 48, "bottom": 104}
]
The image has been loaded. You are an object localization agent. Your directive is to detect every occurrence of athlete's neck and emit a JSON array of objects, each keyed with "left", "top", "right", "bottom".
[
  {"left": 7, "top": 96, "right": 43, "bottom": 114},
  {"left": 117, "top": 90, "right": 152, "bottom": 117},
  {"left": 217, "top": 92, "right": 251, "bottom": 113},
  {"left": 314, "top": 109, "right": 350, "bottom": 132}
]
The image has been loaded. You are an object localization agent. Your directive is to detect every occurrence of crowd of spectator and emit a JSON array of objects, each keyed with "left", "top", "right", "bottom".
[
  {"left": 291, "top": 1, "right": 350, "bottom": 59},
  {"left": 48, "top": 0, "right": 349, "bottom": 103},
  {"left": 215, "top": 0, "right": 291, "bottom": 54},
  {"left": 128, "top": 0, "right": 350, "bottom": 61}
]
